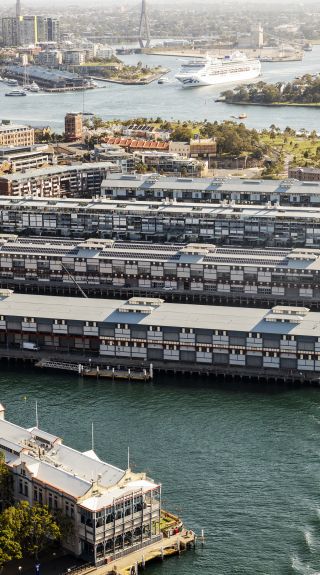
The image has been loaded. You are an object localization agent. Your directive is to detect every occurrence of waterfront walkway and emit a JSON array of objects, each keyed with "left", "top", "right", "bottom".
[{"left": 70, "top": 531, "right": 195, "bottom": 575}]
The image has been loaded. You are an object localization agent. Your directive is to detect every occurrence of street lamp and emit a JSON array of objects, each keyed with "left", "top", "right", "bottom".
[{"left": 18, "top": 567, "right": 22, "bottom": 574}]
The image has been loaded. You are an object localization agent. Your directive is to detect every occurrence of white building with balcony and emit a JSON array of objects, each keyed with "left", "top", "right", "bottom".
[{"left": 0, "top": 405, "right": 161, "bottom": 565}]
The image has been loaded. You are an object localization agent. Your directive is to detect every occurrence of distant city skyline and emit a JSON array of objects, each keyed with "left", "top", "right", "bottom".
[{"left": 1, "top": 0, "right": 320, "bottom": 6}]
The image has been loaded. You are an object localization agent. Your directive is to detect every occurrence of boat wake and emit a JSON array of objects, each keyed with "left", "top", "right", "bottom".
[
  {"left": 304, "top": 528, "right": 316, "bottom": 551},
  {"left": 291, "top": 555, "right": 314, "bottom": 574}
]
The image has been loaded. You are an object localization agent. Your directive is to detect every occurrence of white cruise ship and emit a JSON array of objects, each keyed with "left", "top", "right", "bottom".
[{"left": 175, "top": 52, "right": 261, "bottom": 87}]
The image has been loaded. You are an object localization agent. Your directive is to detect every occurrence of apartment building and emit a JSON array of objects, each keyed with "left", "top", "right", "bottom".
[
  {"left": 1, "top": 236, "right": 320, "bottom": 308},
  {"left": 65, "top": 113, "right": 83, "bottom": 142},
  {"left": 0, "top": 145, "right": 55, "bottom": 173},
  {"left": 0, "top": 123, "right": 34, "bottom": 148},
  {"left": 1, "top": 16, "right": 59, "bottom": 46},
  {"left": 0, "top": 292, "right": 319, "bottom": 380},
  {"left": 1, "top": 198, "right": 320, "bottom": 247},
  {"left": 100, "top": 174, "right": 320, "bottom": 206},
  {"left": 0, "top": 162, "right": 119, "bottom": 197},
  {"left": 0, "top": 405, "right": 161, "bottom": 565},
  {"left": 132, "top": 151, "right": 204, "bottom": 176}
]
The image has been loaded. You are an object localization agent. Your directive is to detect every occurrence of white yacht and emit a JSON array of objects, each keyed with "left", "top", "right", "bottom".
[
  {"left": 29, "top": 82, "right": 40, "bottom": 92},
  {"left": 7, "top": 78, "right": 19, "bottom": 86},
  {"left": 175, "top": 52, "right": 261, "bottom": 87}
]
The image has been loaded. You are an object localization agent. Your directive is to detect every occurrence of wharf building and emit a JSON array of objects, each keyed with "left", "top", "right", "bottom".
[
  {"left": 0, "top": 123, "right": 34, "bottom": 149},
  {"left": 100, "top": 174, "right": 320, "bottom": 207},
  {"left": 0, "top": 163, "right": 119, "bottom": 197},
  {"left": 2, "top": 236, "right": 320, "bottom": 309},
  {"left": 0, "top": 405, "right": 161, "bottom": 564},
  {"left": 5, "top": 66, "right": 87, "bottom": 91},
  {"left": 2, "top": 197, "right": 320, "bottom": 248},
  {"left": 0, "top": 292, "right": 320, "bottom": 381}
]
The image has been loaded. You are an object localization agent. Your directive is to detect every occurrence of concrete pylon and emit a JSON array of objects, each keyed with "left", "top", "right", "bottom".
[
  {"left": 16, "top": 0, "right": 21, "bottom": 18},
  {"left": 139, "top": 0, "right": 151, "bottom": 49}
]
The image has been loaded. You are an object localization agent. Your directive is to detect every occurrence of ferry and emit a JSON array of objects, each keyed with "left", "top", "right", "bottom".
[
  {"left": 5, "top": 89, "right": 27, "bottom": 97},
  {"left": 175, "top": 52, "right": 261, "bottom": 87}
]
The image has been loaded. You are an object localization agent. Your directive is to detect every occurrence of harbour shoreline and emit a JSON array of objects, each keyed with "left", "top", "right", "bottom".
[{"left": 218, "top": 99, "right": 320, "bottom": 108}]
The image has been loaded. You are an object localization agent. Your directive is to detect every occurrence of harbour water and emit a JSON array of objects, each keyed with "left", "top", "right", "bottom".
[
  {"left": 1, "top": 47, "right": 320, "bottom": 132},
  {"left": 2, "top": 364, "right": 320, "bottom": 575}
]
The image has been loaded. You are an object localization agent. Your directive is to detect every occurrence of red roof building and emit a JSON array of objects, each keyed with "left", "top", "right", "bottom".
[{"left": 101, "top": 137, "right": 170, "bottom": 151}]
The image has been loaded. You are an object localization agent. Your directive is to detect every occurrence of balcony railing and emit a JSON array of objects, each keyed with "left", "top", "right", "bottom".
[{"left": 95, "top": 534, "right": 163, "bottom": 567}]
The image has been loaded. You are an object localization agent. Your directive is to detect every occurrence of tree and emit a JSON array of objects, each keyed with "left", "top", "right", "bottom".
[
  {"left": 171, "top": 126, "right": 193, "bottom": 142},
  {"left": 92, "top": 116, "right": 104, "bottom": 130},
  {"left": 0, "top": 502, "right": 60, "bottom": 561},
  {"left": 0, "top": 451, "right": 13, "bottom": 510},
  {"left": 0, "top": 527, "right": 22, "bottom": 568},
  {"left": 135, "top": 162, "right": 148, "bottom": 174}
]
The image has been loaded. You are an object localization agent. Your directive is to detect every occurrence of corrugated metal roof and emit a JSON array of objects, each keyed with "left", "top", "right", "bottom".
[{"left": 0, "top": 293, "right": 319, "bottom": 335}]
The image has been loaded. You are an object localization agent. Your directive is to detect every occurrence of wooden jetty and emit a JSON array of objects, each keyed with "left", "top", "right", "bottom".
[
  {"left": 35, "top": 359, "right": 153, "bottom": 381},
  {"left": 64, "top": 529, "right": 196, "bottom": 575}
]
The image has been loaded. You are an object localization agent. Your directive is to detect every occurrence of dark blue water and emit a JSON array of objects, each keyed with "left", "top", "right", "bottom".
[{"left": 2, "top": 364, "right": 320, "bottom": 575}]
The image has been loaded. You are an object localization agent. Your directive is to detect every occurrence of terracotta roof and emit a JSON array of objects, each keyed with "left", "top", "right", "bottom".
[{"left": 102, "top": 137, "right": 169, "bottom": 151}]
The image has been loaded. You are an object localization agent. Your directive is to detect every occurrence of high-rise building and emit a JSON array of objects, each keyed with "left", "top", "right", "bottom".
[
  {"left": 47, "top": 17, "right": 60, "bottom": 43},
  {"left": 65, "top": 113, "right": 83, "bottom": 142},
  {"left": 1, "top": 17, "right": 19, "bottom": 46},
  {"left": 1, "top": 15, "right": 60, "bottom": 47}
]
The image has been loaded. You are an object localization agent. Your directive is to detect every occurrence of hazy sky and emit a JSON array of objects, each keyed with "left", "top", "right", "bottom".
[{"left": 1, "top": 0, "right": 318, "bottom": 5}]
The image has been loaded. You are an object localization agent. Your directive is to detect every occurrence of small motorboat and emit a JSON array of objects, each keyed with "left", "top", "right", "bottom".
[{"left": 158, "top": 77, "right": 171, "bottom": 84}]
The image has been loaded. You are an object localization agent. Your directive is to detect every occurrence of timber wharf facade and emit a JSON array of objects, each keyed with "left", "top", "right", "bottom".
[
  {"left": 1, "top": 236, "right": 320, "bottom": 308},
  {"left": 0, "top": 291, "right": 320, "bottom": 382}
]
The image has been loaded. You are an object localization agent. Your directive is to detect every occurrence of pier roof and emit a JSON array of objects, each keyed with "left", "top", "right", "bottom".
[{"left": 0, "top": 293, "right": 320, "bottom": 336}]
